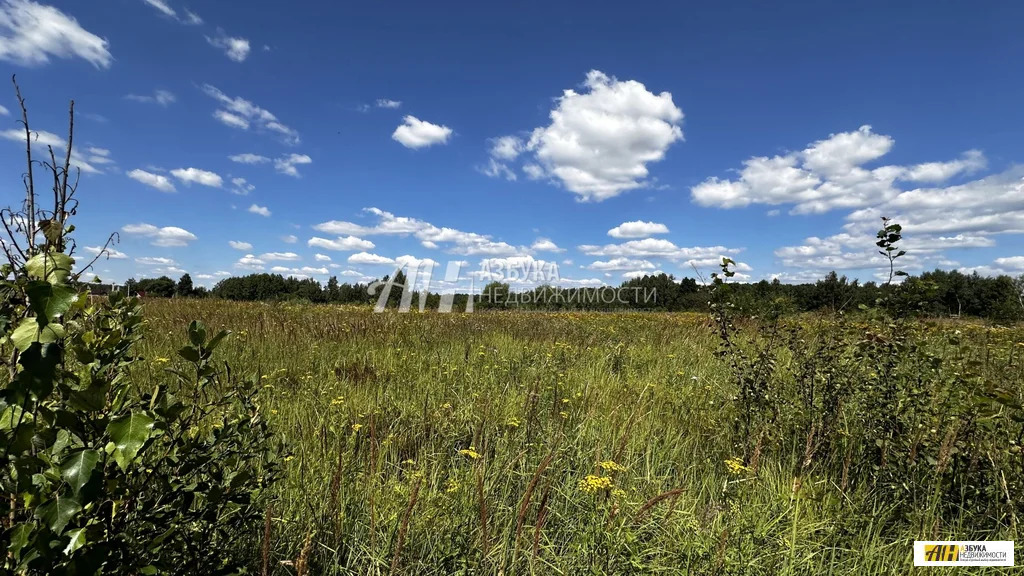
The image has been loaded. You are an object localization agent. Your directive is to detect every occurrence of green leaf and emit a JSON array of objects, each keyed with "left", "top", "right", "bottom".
[
  {"left": 36, "top": 494, "right": 82, "bottom": 534},
  {"left": 25, "top": 252, "right": 74, "bottom": 284},
  {"left": 11, "top": 319, "right": 66, "bottom": 351},
  {"left": 8, "top": 523, "right": 32, "bottom": 556},
  {"left": 60, "top": 449, "right": 100, "bottom": 495},
  {"left": 177, "top": 346, "right": 201, "bottom": 363},
  {"left": 26, "top": 281, "right": 80, "bottom": 323},
  {"left": 63, "top": 527, "right": 87, "bottom": 555},
  {"left": 206, "top": 330, "right": 231, "bottom": 352},
  {"left": 188, "top": 320, "right": 207, "bottom": 347},
  {"left": 107, "top": 412, "right": 155, "bottom": 470}
]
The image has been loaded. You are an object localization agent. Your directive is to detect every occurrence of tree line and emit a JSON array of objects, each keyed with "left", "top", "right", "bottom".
[{"left": 119, "top": 268, "right": 1024, "bottom": 321}]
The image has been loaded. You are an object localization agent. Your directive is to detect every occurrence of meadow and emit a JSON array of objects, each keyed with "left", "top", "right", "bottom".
[{"left": 133, "top": 298, "right": 1024, "bottom": 575}]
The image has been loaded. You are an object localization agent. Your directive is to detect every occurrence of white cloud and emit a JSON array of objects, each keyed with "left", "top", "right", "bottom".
[
  {"left": 229, "top": 153, "right": 270, "bottom": 164},
  {"left": 1, "top": 128, "right": 104, "bottom": 173},
  {"left": 228, "top": 240, "right": 252, "bottom": 250},
  {"left": 903, "top": 150, "right": 986, "bottom": 183},
  {"left": 486, "top": 70, "right": 683, "bottom": 201},
  {"left": 202, "top": 85, "right": 299, "bottom": 144},
  {"left": 136, "top": 256, "right": 176, "bottom": 266},
  {"left": 607, "top": 220, "right": 669, "bottom": 239},
  {"left": 0, "top": 104, "right": 7, "bottom": 115},
  {"left": 274, "top": 153, "right": 312, "bottom": 177},
  {"left": 589, "top": 258, "right": 655, "bottom": 271},
  {"left": 392, "top": 115, "right": 452, "bottom": 149},
  {"left": 0, "top": 0, "right": 112, "bottom": 68},
  {"left": 126, "top": 89, "right": 176, "bottom": 106},
  {"left": 84, "top": 245, "right": 127, "bottom": 259},
  {"left": 270, "top": 266, "right": 328, "bottom": 277},
  {"left": 248, "top": 204, "right": 271, "bottom": 217},
  {"left": 480, "top": 136, "right": 524, "bottom": 181},
  {"left": 348, "top": 252, "right": 395, "bottom": 265},
  {"left": 259, "top": 251, "right": 299, "bottom": 262},
  {"left": 307, "top": 236, "right": 375, "bottom": 251},
  {"left": 235, "top": 254, "right": 264, "bottom": 271},
  {"left": 281, "top": 234, "right": 297, "bottom": 244},
  {"left": 127, "top": 168, "right": 175, "bottom": 192},
  {"left": 314, "top": 207, "right": 523, "bottom": 257},
  {"left": 230, "top": 177, "right": 254, "bottom": 195},
  {"left": 122, "top": 223, "right": 197, "bottom": 247},
  {"left": 578, "top": 238, "right": 739, "bottom": 261},
  {"left": 690, "top": 125, "right": 990, "bottom": 215},
  {"left": 376, "top": 99, "right": 401, "bottom": 109},
  {"left": 170, "top": 167, "right": 223, "bottom": 188},
  {"left": 206, "top": 29, "right": 250, "bottom": 62},
  {"left": 141, "top": 0, "right": 201, "bottom": 24},
  {"left": 213, "top": 109, "right": 249, "bottom": 129},
  {"left": 622, "top": 269, "right": 663, "bottom": 279},
  {"left": 531, "top": 238, "right": 563, "bottom": 252},
  {"left": 314, "top": 253, "right": 331, "bottom": 262},
  {"left": 142, "top": 0, "right": 174, "bottom": 17}
]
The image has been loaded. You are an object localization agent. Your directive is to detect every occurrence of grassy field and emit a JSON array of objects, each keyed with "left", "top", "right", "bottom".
[{"left": 133, "top": 299, "right": 1024, "bottom": 575}]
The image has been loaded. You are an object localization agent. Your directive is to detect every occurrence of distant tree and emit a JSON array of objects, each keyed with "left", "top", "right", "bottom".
[{"left": 176, "top": 273, "right": 194, "bottom": 297}]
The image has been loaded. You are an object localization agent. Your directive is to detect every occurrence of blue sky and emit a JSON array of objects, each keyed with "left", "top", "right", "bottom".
[{"left": 2, "top": 0, "right": 1023, "bottom": 289}]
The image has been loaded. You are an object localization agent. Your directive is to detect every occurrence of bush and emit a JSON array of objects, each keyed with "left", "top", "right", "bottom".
[{"left": 0, "top": 82, "right": 283, "bottom": 575}]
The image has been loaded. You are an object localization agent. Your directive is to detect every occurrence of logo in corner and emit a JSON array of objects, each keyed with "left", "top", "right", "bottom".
[{"left": 915, "top": 541, "right": 1013, "bottom": 566}]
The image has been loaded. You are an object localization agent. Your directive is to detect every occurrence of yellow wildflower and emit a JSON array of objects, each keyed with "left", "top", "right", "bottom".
[
  {"left": 445, "top": 478, "right": 461, "bottom": 493},
  {"left": 458, "top": 447, "right": 482, "bottom": 460},
  {"left": 597, "top": 460, "right": 626, "bottom": 472},
  {"left": 351, "top": 423, "right": 363, "bottom": 433},
  {"left": 578, "top": 475, "right": 613, "bottom": 493},
  {"left": 725, "top": 457, "right": 749, "bottom": 475}
]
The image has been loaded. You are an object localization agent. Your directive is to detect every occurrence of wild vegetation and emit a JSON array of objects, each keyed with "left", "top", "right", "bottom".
[{"left": 4, "top": 86, "right": 1024, "bottom": 575}]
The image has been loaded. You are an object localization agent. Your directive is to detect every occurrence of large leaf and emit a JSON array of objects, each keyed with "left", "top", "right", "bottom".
[
  {"left": 12, "top": 319, "right": 66, "bottom": 351},
  {"left": 63, "top": 527, "right": 87, "bottom": 556},
  {"left": 107, "top": 411, "right": 155, "bottom": 470},
  {"left": 13, "top": 342, "right": 61, "bottom": 401},
  {"left": 60, "top": 449, "right": 100, "bottom": 495},
  {"left": 36, "top": 493, "right": 82, "bottom": 534},
  {"left": 26, "top": 281, "right": 79, "bottom": 323},
  {"left": 25, "top": 252, "right": 74, "bottom": 284}
]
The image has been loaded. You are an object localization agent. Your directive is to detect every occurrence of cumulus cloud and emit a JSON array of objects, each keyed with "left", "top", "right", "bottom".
[
  {"left": 122, "top": 223, "right": 197, "bottom": 247},
  {"left": 126, "top": 89, "right": 176, "bottom": 106},
  {"left": 259, "top": 251, "right": 299, "bottom": 262},
  {"left": 235, "top": 254, "right": 264, "bottom": 271},
  {"left": 0, "top": 0, "right": 112, "bottom": 68},
  {"left": 307, "top": 236, "right": 375, "bottom": 251},
  {"left": 314, "top": 253, "right": 331, "bottom": 262},
  {"left": 170, "top": 167, "right": 222, "bottom": 188},
  {"left": 348, "top": 252, "right": 395, "bottom": 265},
  {"left": 228, "top": 240, "right": 252, "bottom": 250},
  {"left": 206, "top": 29, "right": 250, "bottom": 62},
  {"left": 691, "top": 125, "right": 990, "bottom": 215},
  {"left": 127, "top": 168, "right": 175, "bottom": 192},
  {"left": 202, "top": 85, "right": 300, "bottom": 144},
  {"left": 230, "top": 177, "right": 254, "bottom": 195},
  {"left": 281, "top": 234, "right": 297, "bottom": 244},
  {"left": 314, "top": 208, "right": 524, "bottom": 257},
  {"left": 588, "top": 258, "right": 655, "bottom": 271},
  {"left": 136, "top": 256, "right": 176, "bottom": 266},
  {"left": 248, "top": 204, "right": 271, "bottom": 217},
  {"left": 84, "top": 245, "right": 127, "bottom": 259},
  {"left": 484, "top": 70, "right": 684, "bottom": 201},
  {"left": 274, "top": 153, "right": 312, "bottom": 177},
  {"left": 392, "top": 115, "right": 452, "bottom": 149},
  {"left": 229, "top": 153, "right": 270, "bottom": 164},
  {"left": 578, "top": 238, "right": 740, "bottom": 262},
  {"left": 531, "top": 238, "right": 563, "bottom": 252},
  {"left": 1, "top": 128, "right": 106, "bottom": 174},
  {"left": 607, "top": 220, "right": 669, "bottom": 239}
]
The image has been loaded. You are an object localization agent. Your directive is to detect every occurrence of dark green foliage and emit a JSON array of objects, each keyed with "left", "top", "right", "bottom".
[{"left": 1, "top": 88, "right": 283, "bottom": 575}]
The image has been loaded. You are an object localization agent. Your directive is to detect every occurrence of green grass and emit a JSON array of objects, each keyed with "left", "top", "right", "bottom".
[{"left": 133, "top": 299, "right": 1024, "bottom": 575}]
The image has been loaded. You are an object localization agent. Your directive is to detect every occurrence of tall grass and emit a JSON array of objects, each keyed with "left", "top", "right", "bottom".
[{"left": 133, "top": 299, "right": 1024, "bottom": 574}]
